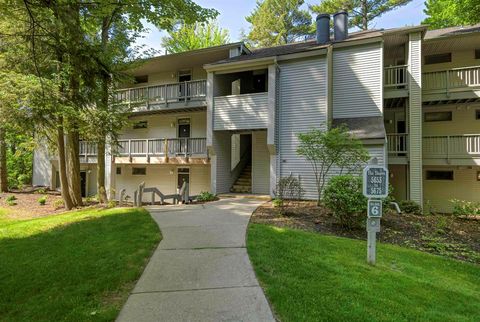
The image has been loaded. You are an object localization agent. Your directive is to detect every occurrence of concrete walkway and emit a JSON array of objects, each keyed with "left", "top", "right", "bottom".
[{"left": 117, "top": 198, "right": 275, "bottom": 322}]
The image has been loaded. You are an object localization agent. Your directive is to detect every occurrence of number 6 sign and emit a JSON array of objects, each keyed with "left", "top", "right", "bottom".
[{"left": 368, "top": 200, "right": 382, "bottom": 218}]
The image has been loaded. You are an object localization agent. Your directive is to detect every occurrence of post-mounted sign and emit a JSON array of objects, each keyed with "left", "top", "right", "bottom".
[
  {"left": 368, "top": 200, "right": 382, "bottom": 218},
  {"left": 363, "top": 165, "right": 389, "bottom": 198}
]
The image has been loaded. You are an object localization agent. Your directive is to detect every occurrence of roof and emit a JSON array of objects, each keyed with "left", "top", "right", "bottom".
[
  {"left": 425, "top": 23, "right": 480, "bottom": 40},
  {"left": 332, "top": 116, "right": 386, "bottom": 140}
]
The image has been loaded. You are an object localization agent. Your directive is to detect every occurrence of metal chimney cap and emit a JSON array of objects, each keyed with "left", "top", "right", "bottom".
[
  {"left": 333, "top": 11, "right": 348, "bottom": 17},
  {"left": 316, "top": 13, "right": 330, "bottom": 20}
]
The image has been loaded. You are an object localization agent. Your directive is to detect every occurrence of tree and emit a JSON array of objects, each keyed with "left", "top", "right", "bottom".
[
  {"left": 162, "top": 20, "right": 230, "bottom": 53},
  {"left": 245, "top": 0, "right": 313, "bottom": 47},
  {"left": 310, "top": 0, "right": 413, "bottom": 30},
  {"left": 423, "top": 0, "right": 480, "bottom": 29},
  {"left": 296, "top": 126, "right": 369, "bottom": 205}
]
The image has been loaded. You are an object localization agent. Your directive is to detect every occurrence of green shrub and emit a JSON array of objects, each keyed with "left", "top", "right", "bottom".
[
  {"left": 323, "top": 175, "right": 367, "bottom": 229},
  {"left": 107, "top": 200, "right": 117, "bottom": 209},
  {"left": 38, "top": 196, "right": 47, "bottom": 206},
  {"left": 272, "top": 198, "right": 283, "bottom": 208},
  {"left": 450, "top": 199, "right": 480, "bottom": 217},
  {"left": 53, "top": 199, "right": 64, "bottom": 209},
  {"left": 197, "top": 191, "right": 216, "bottom": 202},
  {"left": 398, "top": 200, "right": 423, "bottom": 215},
  {"left": 34, "top": 188, "right": 47, "bottom": 194},
  {"left": 273, "top": 174, "right": 305, "bottom": 202},
  {"left": 6, "top": 195, "right": 17, "bottom": 202}
]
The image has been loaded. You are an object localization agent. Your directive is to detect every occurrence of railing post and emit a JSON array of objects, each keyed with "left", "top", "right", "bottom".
[
  {"left": 128, "top": 139, "right": 132, "bottom": 162},
  {"left": 165, "top": 138, "right": 169, "bottom": 162},
  {"left": 446, "top": 70, "right": 450, "bottom": 97},
  {"left": 164, "top": 84, "right": 168, "bottom": 106},
  {"left": 446, "top": 135, "right": 450, "bottom": 161},
  {"left": 184, "top": 81, "right": 188, "bottom": 102}
]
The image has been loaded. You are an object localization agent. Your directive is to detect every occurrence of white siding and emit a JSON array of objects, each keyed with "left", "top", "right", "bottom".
[
  {"left": 367, "top": 145, "right": 386, "bottom": 167},
  {"left": 333, "top": 42, "right": 383, "bottom": 118},
  {"left": 278, "top": 57, "right": 328, "bottom": 200},
  {"left": 211, "top": 131, "right": 233, "bottom": 194},
  {"left": 213, "top": 93, "right": 268, "bottom": 130},
  {"left": 32, "top": 145, "right": 52, "bottom": 188},
  {"left": 252, "top": 131, "right": 270, "bottom": 194}
]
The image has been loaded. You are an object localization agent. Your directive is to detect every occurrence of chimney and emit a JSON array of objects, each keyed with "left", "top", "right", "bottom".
[
  {"left": 316, "top": 14, "right": 330, "bottom": 44},
  {"left": 333, "top": 11, "right": 348, "bottom": 41}
]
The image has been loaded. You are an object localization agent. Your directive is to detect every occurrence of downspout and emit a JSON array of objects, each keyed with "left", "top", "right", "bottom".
[{"left": 327, "top": 44, "right": 333, "bottom": 128}]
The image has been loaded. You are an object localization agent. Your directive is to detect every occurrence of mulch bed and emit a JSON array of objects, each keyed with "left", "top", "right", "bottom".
[{"left": 251, "top": 201, "right": 480, "bottom": 264}]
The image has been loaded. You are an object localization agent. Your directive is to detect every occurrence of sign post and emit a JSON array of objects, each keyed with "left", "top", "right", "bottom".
[{"left": 363, "top": 162, "right": 388, "bottom": 265}]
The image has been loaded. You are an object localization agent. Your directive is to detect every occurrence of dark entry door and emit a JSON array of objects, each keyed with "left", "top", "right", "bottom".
[
  {"left": 178, "top": 119, "right": 190, "bottom": 154},
  {"left": 177, "top": 168, "right": 190, "bottom": 190},
  {"left": 397, "top": 120, "right": 406, "bottom": 156},
  {"left": 178, "top": 72, "right": 192, "bottom": 99},
  {"left": 80, "top": 171, "right": 87, "bottom": 198}
]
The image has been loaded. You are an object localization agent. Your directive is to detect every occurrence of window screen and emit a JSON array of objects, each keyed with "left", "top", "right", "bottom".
[
  {"left": 425, "top": 53, "right": 451, "bottom": 65},
  {"left": 426, "top": 170, "right": 453, "bottom": 180}
]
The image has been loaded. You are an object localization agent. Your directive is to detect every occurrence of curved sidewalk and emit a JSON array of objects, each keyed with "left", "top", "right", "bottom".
[{"left": 117, "top": 198, "right": 275, "bottom": 322}]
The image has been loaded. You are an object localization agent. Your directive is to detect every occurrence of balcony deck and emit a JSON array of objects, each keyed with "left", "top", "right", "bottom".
[
  {"left": 114, "top": 80, "right": 207, "bottom": 112},
  {"left": 423, "top": 66, "right": 480, "bottom": 102}
]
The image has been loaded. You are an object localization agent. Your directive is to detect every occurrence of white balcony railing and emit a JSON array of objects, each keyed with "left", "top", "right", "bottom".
[
  {"left": 384, "top": 65, "right": 408, "bottom": 88},
  {"left": 423, "top": 66, "right": 480, "bottom": 94},
  {"left": 423, "top": 135, "right": 480, "bottom": 159},
  {"left": 79, "top": 141, "right": 97, "bottom": 158},
  {"left": 387, "top": 133, "right": 408, "bottom": 155},
  {"left": 114, "top": 79, "right": 207, "bottom": 108},
  {"left": 116, "top": 138, "right": 207, "bottom": 158}
]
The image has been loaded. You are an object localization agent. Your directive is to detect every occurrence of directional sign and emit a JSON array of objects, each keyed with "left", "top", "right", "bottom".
[
  {"left": 363, "top": 165, "right": 389, "bottom": 198},
  {"left": 368, "top": 200, "right": 382, "bottom": 218}
]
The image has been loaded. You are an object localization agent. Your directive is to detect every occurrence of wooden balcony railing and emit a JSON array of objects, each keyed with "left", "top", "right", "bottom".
[
  {"left": 387, "top": 133, "right": 408, "bottom": 155},
  {"left": 116, "top": 137, "right": 207, "bottom": 158},
  {"left": 114, "top": 79, "right": 207, "bottom": 109},
  {"left": 423, "top": 135, "right": 480, "bottom": 159},
  {"left": 384, "top": 65, "right": 408, "bottom": 88},
  {"left": 423, "top": 66, "right": 480, "bottom": 94}
]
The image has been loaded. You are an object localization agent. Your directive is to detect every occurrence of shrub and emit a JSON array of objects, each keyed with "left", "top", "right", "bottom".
[
  {"left": 6, "top": 195, "right": 16, "bottom": 202},
  {"left": 273, "top": 174, "right": 305, "bottom": 203},
  {"left": 38, "top": 196, "right": 47, "bottom": 206},
  {"left": 272, "top": 198, "right": 283, "bottom": 208},
  {"left": 450, "top": 199, "right": 480, "bottom": 217},
  {"left": 107, "top": 200, "right": 117, "bottom": 209},
  {"left": 53, "top": 199, "right": 64, "bottom": 210},
  {"left": 197, "top": 191, "right": 216, "bottom": 202},
  {"left": 323, "top": 175, "right": 367, "bottom": 229},
  {"left": 398, "top": 200, "right": 422, "bottom": 215},
  {"left": 34, "top": 188, "right": 47, "bottom": 194}
]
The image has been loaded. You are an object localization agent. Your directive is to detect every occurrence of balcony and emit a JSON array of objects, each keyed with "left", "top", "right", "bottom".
[
  {"left": 213, "top": 92, "right": 269, "bottom": 131},
  {"left": 79, "top": 141, "right": 98, "bottom": 163},
  {"left": 115, "top": 138, "right": 208, "bottom": 164},
  {"left": 114, "top": 80, "right": 207, "bottom": 112},
  {"left": 423, "top": 135, "right": 480, "bottom": 163},
  {"left": 423, "top": 66, "right": 480, "bottom": 101},
  {"left": 384, "top": 65, "right": 408, "bottom": 99}
]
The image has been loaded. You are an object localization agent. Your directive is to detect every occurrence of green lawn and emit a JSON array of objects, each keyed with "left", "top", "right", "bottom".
[
  {"left": 0, "top": 207, "right": 161, "bottom": 322},
  {"left": 247, "top": 224, "right": 480, "bottom": 322}
]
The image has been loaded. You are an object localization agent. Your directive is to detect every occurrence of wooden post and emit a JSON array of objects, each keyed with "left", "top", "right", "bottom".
[{"left": 165, "top": 138, "right": 169, "bottom": 162}]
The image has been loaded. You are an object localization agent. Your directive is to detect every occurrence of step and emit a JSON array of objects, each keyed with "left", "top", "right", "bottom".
[{"left": 235, "top": 179, "right": 252, "bottom": 185}]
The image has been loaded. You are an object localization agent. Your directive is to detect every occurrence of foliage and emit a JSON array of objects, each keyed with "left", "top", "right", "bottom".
[
  {"left": 162, "top": 20, "right": 230, "bottom": 53},
  {"left": 53, "top": 199, "right": 64, "bottom": 210},
  {"left": 5, "top": 195, "right": 17, "bottom": 202},
  {"left": 310, "top": 0, "right": 412, "bottom": 30},
  {"left": 450, "top": 199, "right": 480, "bottom": 217},
  {"left": 423, "top": 0, "right": 480, "bottom": 28},
  {"left": 272, "top": 198, "right": 284, "bottom": 208},
  {"left": 106, "top": 200, "right": 117, "bottom": 209},
  {"left": 6, "top": 134, "right": 35, "bottom": 190},
  {"left": 38, "top": 196, "right": 47, "bottom": 206},
  {"left": 273, "top": 174, "right": 305, "bottom": 201},
  {"left": 247, "top": 224, "right": 480, "bottom": 321},
  {"left": 296, "top": 126, "right": 369, "bottom": 205},
  {"left": 323, "top": 175, "right": 367, "bottom": 228},
  {"left": 0, "top": 208, "right": 161, "bottom": 321},
  {"left": 399, "top": 200, "right": 423, "bottom": 215},
  {"left": 245, "top": 0, "right": 313, "bottom": 47},
  {"left": 197, "top": 191, "right": 216, "bottom": 202}
]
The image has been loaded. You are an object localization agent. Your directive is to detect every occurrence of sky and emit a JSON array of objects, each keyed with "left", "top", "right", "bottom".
[{"left": 136, "top": 0, "right": 427, "bottom": 53}]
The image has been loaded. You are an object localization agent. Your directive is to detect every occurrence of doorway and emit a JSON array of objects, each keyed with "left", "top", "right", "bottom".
[
  {"left": 177, "top": 168, "right": 190, "bottom": 191},
  {"left": 397, "top": 120, "right": 407, "bottom": 156},
  {"left": 80, "top": 171, "right": 87, "bottom": 198},
  {"left": 178, "top": 70, "right": 192, "bottom": 99},
  {"left": 178, "top": 118, "right": 190, "bottom": 155}
]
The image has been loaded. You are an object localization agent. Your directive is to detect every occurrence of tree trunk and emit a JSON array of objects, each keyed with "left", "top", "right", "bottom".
[
  {"left": 362, "top": 0, "right": 368, "bottom": 30},
  {"left": 96, "top": 140, "right": 108, "bottom": 203},
  {"left": 0, "top": 128, "right": 8, "bottom": 192},
  {"left": 57, "top": 122, "right": 74, "bottom": 210},
  {"left": 67, "top": 128, "right": 83, "bottom": 206}
]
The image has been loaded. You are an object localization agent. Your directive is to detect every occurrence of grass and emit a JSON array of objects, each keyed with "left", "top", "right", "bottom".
[
  {"left": 0, "top": 207, "right": 161, "bottom": 322},
  {"left": 247, "top": 224, "right": 480, "bottom": 322}
]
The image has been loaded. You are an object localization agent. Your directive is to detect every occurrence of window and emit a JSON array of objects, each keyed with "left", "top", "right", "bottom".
[
  {"left": 133, "top": 121, "right": 148, "bottom": 129},
  {"left": 476, "top": 110, "right": 480, "bottom": 120},
  {"left": 116, "top": 167, "right": 122, "bottom": 175},
  {"left": 426, "top": 170, "right": 454, "bottom": 181},
  {"left": 424, "top": 111, "right": 452, "bottom": 122},
  {"left": 134, "top": 75, "right": 148, "bottom": 84},
  {"left": 475, "top": 49, "right": 480, "bottom": 60},
  {"left": 132, "top": 167, "right": 146, "bottom": 175},
  {"left": 425, "top": 53, "right": 451, "bottom": 65}
]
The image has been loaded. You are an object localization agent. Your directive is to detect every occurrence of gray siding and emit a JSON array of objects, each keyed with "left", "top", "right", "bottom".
[
  {"left": 278, "top": 57, "right": 328, "bottom": 200},
  {"left": 211, "top": 131, "right": 233, "bottom": 194},
  {"left": 333, "top": 42, "right": 383, "bottom": 119},
  {"left": 252, "top": 131, "right": 270, "bottom": 194},
  {"left": 32, "top": 146, "right": 52, "bottom": 188},
  {"left": 213, "top": 93, "right": 268, "bottom": 130}
]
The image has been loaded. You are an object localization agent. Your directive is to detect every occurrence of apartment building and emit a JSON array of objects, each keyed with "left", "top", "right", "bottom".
[{"left": 32, "top": 14, "right": 480, "bottom": 212}]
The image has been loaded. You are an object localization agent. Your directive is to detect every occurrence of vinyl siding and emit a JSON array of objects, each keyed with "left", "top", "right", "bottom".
[
  {"left": 32, "top": 145, "right": 52, "bottom": 187},
  {"left": 278, "top": 57, "right": 328, "bottom": 200},
  {"left": 211, "top": 131, "right": 233, "bottom": 194},
  {"left": 213, "top": 93, "right": 268, "bottom": 130},
  {"left": 333, "top": 42, "right": 383, "bottom": 118},
  {"left": 423, "top": 104, "right": 480, "bottom": 136},
  {"left": 252, "top": 131, "right": 270, "bottom": 194},
  {"left": 408, "top": 32, "right": 424, "bottom": 205}
]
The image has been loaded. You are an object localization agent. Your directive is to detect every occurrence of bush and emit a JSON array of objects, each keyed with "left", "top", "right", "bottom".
[
  {"left": 197, "top": 191, "right": 216, "bottom": 202},
  {"left": 272, "top": 198, "right": 283, "bottom": 208},
  {"left": 6, "top": 195, "right": 16, "bottom": 202},
  {"left": 273, "top": 174, "right": 305, "bottom": 202},
  {"left": 53, "top": 199, "right": 64, "bottom": 210},
  {"left": 398, "top": 200, "right": 422, "bottom": 215},
  {"left": 107, "top": 200, "right": 117, "bottom": 209},
  {"left": 323, "top": 175, "right": 367, "bottom": 229},
  {"left": 450, "top": 199, "right": 480, "bottom": 217},
  {"left": 38, "top": 196, "right": 47, "bottom": 206}
]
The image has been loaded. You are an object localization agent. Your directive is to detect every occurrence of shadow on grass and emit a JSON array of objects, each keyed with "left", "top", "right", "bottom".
[{"left": 0, "top": 209, "right": 161, "bottom": 322}]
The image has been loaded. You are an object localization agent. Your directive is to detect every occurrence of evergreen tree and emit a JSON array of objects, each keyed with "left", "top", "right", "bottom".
[{"left": 423, "top": 0, "right": 480, "bottom": 29}]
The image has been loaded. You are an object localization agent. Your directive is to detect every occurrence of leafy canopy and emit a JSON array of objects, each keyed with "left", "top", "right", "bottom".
[
  {"left": 423, "top": 0, "right": 480, "bottom": 29},
  {"left": 162, "top": 20, "right": 230, "bottom": 54},
  {"left": 245, "top": 0, "right": 313, "bottom": 47},
  {"left": 310, "top": 0, "right": 413, "bottom": 30}
]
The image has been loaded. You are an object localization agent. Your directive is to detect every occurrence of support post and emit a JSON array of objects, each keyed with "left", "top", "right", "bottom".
[{"left": 367, "top": 231, "right": 376, "bottom": 264}]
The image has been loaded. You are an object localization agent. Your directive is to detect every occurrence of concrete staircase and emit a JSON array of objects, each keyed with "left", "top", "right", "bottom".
[{"left": 230, "top": 164, "right": 252, "bottom": 193}]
